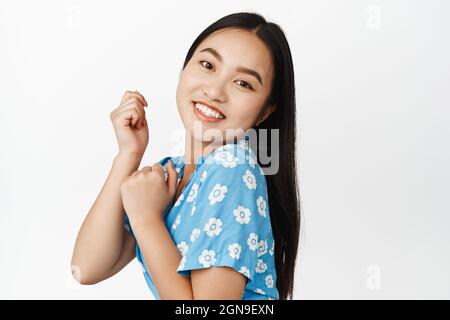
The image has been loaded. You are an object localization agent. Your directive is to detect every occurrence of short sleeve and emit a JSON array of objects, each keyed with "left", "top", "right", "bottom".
[{"left": 176, "top": 144, "right": 271, "bottom": 284}]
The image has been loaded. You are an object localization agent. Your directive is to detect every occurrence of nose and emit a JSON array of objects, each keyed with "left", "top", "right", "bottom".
[{"left": 202, "top": 76, "right": 227, "bottom": 103}]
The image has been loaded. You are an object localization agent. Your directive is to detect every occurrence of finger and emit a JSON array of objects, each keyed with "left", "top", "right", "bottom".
[
  {"left": 151, "top": 163, "right": 165, "bottom": 179},
  {"left": 121, "top": 97, "right": 145, "bottom": 111},
  {"left": 140, "top": 118, "right": 147, "bottom": 129},
  {"left": 132, "top": 90, "right": 148, "bottom": 107},
  {"left": 137, "top": 116, "right": 147, "bottom": 130},
  {"left": 166, "top": 160, "right": 178, "bottom": 195},
  {"left": 120, "top": 103, "right": 145, "bottom": 127},
  {"left": 122, "top": 100, "right": 146, "bottom": 128},
  {"left": 141, "top": 166, "right": 152, "bottom": 173},
  {"left": 116, "top": 107, "right": 142, "bottom": 128},
  {"left": 121, "top": 90, "right": 148, "bottom": 107},
  {"left": 126, "top": 93, "right": 147, "bottom": 108}
]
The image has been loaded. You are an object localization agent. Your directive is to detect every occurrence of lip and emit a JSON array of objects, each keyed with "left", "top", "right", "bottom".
[{"left": 192, "top": 101, "right": 226, "bottom": 122}]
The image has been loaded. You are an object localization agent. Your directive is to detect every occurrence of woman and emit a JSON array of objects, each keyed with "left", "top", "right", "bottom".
[{"left": 71, "top": 12, "right": 300, "bottom": 300}]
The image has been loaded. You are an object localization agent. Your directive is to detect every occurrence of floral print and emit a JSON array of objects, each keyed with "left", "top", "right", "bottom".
[
  {"left": 177, "top": 241, "right": 189, "bottom": 256},
  {"left": 208, "top": 183, "right": 227, "bottom": 205},
  {"left": 186, "top": 183, "right": 198, "bottom": 202},
  {"left": 228, "top": 243, "right": 242, "bottom": 259},
  {"left": 199, "top": 249, "right": 216, "bottom": 268},
  {"left": 256, "top": 196, "right": 267, "bottom": 218},
  {"left": 242, "top": 169, "right": 257, "bottom": 190},
  {"left": 233, "top": 205, "right": 252, "bottom": 224},
  {"left": 204, "top": 217, "right": 223, "bottom": 237},
  {"left": 190, "top": 228, "right": 200, "bottom": 242},
  {"left": 247, "top": 233, "right": 259, "bottom": 251}
]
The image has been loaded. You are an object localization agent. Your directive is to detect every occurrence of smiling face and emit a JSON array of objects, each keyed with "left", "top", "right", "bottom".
[{"left": 176, "top": 27, "right": 275, "bottom": 145}]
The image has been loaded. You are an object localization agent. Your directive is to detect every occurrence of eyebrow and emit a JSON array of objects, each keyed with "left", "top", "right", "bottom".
[{"left": 199, "top": 47, "right": 263, "bottom": 86}]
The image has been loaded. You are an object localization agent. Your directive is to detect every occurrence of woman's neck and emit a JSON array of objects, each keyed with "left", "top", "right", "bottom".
[{"left": 183, "top": 133, "right": 222, "bottom": 166}]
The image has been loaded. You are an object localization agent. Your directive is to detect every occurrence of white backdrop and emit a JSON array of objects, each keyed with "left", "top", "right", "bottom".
[{"left": 1, "top": 0, "right": 449, "bottom": 299}]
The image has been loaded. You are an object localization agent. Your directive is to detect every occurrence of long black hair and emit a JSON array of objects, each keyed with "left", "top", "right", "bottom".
[{"left": 181, "top": 12, "right": 300, "bottom": 300}]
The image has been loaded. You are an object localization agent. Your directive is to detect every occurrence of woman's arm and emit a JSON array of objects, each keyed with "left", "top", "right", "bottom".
[
  {"left": 133, "top": 220, "right": 194, "bottom": 299},
  {"left": 134, "top": 220, "right": 246, "bottom": 300},
  {"left": 71, "top": 152, "right": 142, "bottom": 284}
]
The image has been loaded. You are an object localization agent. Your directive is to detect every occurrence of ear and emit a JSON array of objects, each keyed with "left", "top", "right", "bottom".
[{"left": 255, "top": 103, "right": 276, "bottom": 126}]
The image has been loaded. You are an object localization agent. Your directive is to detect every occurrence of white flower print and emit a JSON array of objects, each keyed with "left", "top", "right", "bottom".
[
  {"left": 177, "top": 256, "right": 186, "bottom": 271},
  {"left": 172, "top": 214, "right": 181, "bottom": 230},
  {"left": 174, "top": 193, "right": 184, "bottom": 207},
  {"left": 123, "top": 223, "right": 130, "bottom": 232},
  {"left": 242, "top": 169, "right": 257, "bottom": 190},
  {"left": 269, "top": 241, "right": 275, "bottom": 256},
  {"left": 175, "top": 167, "right": 181, "bottom": 174},
  {"left": 256, "top": 259, "right": 268, "bottom": 273},
  {"left": 204, "top": 217, "right": 223, "bottom": 237},
  {"left": 247, "top": 233, "right": 259, "bottom": 251},
  {"left": 177, "top": 241, "right": 189, "bottom": 256},
  {"left": 187, "top": 183, "right": 199, "bottom": 202},
  {"left": 199, "top": 249, "right": 216, "bottom": 268},
  {"left": 200, "top": 170, "right": 207, "bottom": 183},
  {"left": 265, "top": 274, "right": 274, "bottom": 288},
  {"left": 190, "top": 228, "right": 200, "bottom": 242},
  {"left": 191, "top": 204, "right": 196, "bottom": 216},
  {"left": 228, "top": 243, "right": 242, "bottom": 259},
  {"left": 213, "top": 151, "right": 239, "bottom": 168},
  {"left": 257, "top": 239, "right": 268, "bottom": 257},
  {"left": 256, "top": 196, "right": 267, "bottom": 218},
  {"left": 208, "top": 183, "right": 228, "bottom": 205},
  {"left": 255, "top": 288, "right": 266, "bottom": 295},
  {"left": 239, "top": 266, "right": 251, "bottom": 278},
  {"left": 233, "top": 205, "right": 251, "bottom": 224}
]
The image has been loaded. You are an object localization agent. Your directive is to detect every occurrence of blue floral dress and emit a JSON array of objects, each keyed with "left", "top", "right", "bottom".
[{"left": 123, "top": 136, "right": 279, "bottom": 300}]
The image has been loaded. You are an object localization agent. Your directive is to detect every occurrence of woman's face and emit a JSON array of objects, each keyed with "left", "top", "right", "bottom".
[{"left": 176, "top": 28, "right": 275, "bottom": 144}]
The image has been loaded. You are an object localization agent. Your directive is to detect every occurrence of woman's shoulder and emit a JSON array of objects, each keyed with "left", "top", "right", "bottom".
[
  {"left": 203, "top": 140, "right": 264, "bottom": 175},
  {"left": 194, "top": 141, "right": 273, "bottom": 241},
  {"left": 199, "top": 141, "right": 268, "bottom": 196}
]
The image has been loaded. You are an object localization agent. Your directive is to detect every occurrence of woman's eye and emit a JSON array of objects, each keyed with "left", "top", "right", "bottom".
[
  {"left": 200, "top": 60, "right": 214, "bottom": 70},
  {"left": 236, "top": 80, "right": 253, "bottom": 90}
]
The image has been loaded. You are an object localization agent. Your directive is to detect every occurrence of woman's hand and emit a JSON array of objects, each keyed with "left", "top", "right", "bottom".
[
  {"left": 110, "top": 90, "right": 149, "bottom": 156},
  {"left": 120, "top": 161, "right": 178, "bottom": 231}
]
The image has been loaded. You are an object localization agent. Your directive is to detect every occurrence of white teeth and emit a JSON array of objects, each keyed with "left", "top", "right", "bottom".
[{"left": 194, "top": 102, "right": 225, "bottom": 119}]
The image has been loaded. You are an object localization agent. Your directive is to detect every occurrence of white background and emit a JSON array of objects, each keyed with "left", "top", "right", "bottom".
[{"left": 1, "top": 0, "right": 449, "bottom": 299}]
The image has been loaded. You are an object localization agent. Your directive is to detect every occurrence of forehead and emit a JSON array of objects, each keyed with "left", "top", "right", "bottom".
[{"left": 195, "top": 28, "right": 274, "bottom": 83}]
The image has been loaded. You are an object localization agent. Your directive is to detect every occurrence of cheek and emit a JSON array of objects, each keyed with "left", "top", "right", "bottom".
[
  {"left": 230, "top": 95, "right": 263, "bottom": 119},
  {"left": 176, "top": 72, "right": 197, "bottom": 107},
  {"left": 180, "top": 65, "right": 204, "bottom": 87}
]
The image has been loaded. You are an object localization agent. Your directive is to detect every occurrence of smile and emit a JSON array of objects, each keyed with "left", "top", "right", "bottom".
[{"left": 192, "top": 101, "right": 226, "bottom": 121}]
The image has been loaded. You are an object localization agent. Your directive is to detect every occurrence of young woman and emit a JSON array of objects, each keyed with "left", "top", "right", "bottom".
[{"left": 71, "top": 12, "right": 300, "bottom": 300}]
